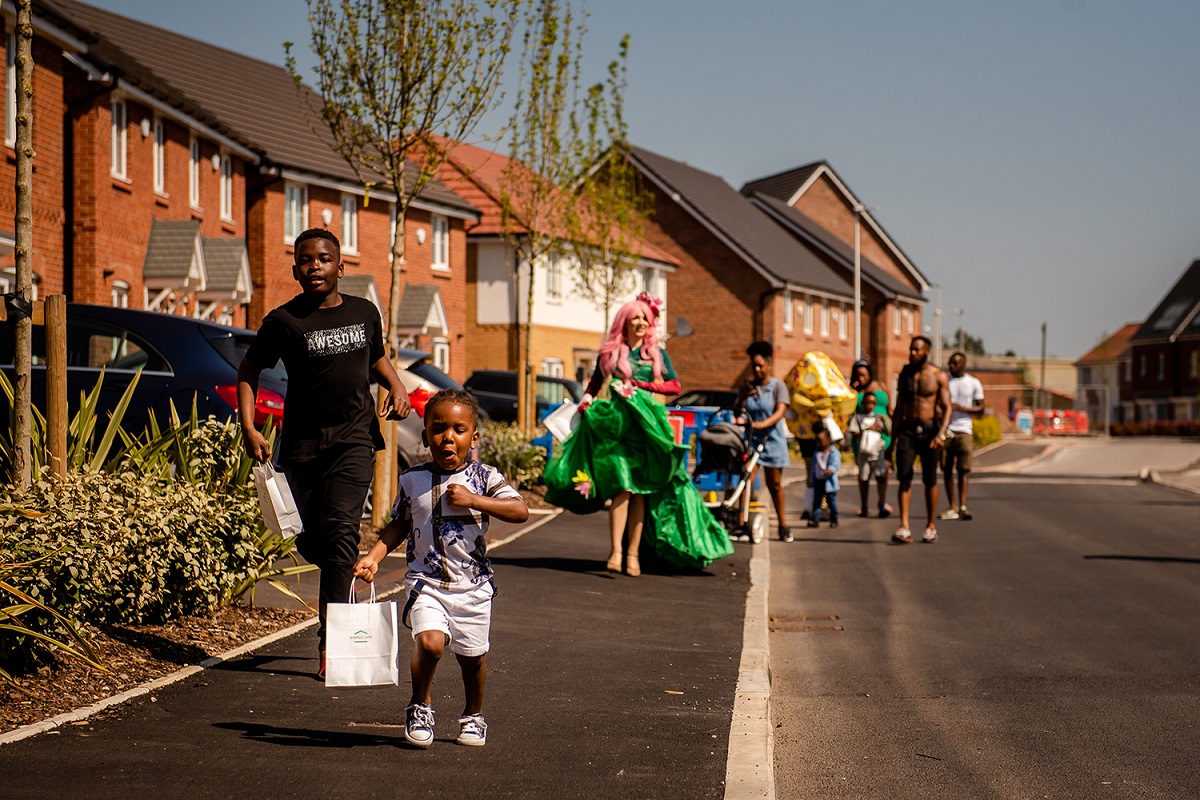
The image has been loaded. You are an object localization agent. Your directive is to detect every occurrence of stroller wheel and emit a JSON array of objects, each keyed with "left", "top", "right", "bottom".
[{"left": 749, "top": 510, "right": 767, "bottom": 544}]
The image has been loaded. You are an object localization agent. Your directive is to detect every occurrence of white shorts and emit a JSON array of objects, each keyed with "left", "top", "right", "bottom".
[
  {"left": 403, "top": 579, "right": 495, "bottom": 657},
  {"left": 858, "top": 456, "right": 887, "bottom": 482}
]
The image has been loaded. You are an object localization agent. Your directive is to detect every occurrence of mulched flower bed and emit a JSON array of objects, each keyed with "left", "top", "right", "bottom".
[{"left": 0, "top": 606, "right": 312, "bottom": 735}]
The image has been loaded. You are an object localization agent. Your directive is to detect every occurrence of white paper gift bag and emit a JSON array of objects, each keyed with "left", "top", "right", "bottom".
[
  {"left": 324, "top": 580, "right": 400, "bottom": 688},
  {"left": 252, "top": 463, "right": 303, "bottom": 539},
  {"left": 543, "top": 400, "right": 580, "bottom": 442},
  {"left": 859, "top": 429, "right": 885, "bottom": 460}
]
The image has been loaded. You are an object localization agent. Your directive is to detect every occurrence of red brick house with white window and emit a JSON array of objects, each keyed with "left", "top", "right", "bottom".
[{"left": 1124, "top": 259, "right": 1200, "bottom": 423}]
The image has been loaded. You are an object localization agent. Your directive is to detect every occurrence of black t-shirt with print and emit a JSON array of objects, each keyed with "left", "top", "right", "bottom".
[{"left": 246, "top": 294, "right": 385, "bottom": 460}]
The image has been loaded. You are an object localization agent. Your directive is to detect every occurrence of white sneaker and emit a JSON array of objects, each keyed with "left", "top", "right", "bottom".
[
  {"left": 938, "top": 508, "right": 960, "bottom": 520},
  {"left": 892, "top": 527, "right": 912, "bottom": 544},
  {"left": 456, "top": 713, "right": 487, "bottom": 747},
  {"left": 922, "top": 526, "right": 938, "bottom": 543},
  {"left": 405, "top": 703, "right": 435, "bottom": 748}
]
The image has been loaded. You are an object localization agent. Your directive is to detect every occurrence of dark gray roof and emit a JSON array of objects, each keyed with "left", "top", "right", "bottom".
[
  {"left": 628, "top": 147, "right": 852, "bottom": 297},
  {"left": 340, "top": 275, "right": 379, "bottom": 304},
  {"left": 142, "top": 219, "right": 201, "bottom": 281},
  {"left": 1132, "top": 259, "right": 1200, "bottom": 343},
  {"left": 200, "top": 238, "right": 247, "bottom": 295},
  {"left": 750, "top": 193, "right": 924, "bottom": 301},
  {"left": 394, "top": 284, "right": 443, "bottom": 331},
  {"left": 741, "top": 162, "right": 824, "bottom": 202},
  {"left": 47, "top": 0, "right": 476, "bottom": 216}
]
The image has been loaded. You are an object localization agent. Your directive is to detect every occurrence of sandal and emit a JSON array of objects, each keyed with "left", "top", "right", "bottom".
[
  {"left": 856, "top": 508, "right": 869, "bottom": 518},
  {"left": 625, "top": 555, "right": 641, "bottom": 577},
  {"left": 605, "top": 554, "right": 622, "bottom": 574}
]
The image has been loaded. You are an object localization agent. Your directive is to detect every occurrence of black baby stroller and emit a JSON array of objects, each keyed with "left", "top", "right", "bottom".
[{"left": 693, "top": 413, "right": 769, "bottom": 544}]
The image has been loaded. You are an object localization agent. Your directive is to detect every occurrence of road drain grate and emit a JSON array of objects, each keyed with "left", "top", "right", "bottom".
[{"left": 769, "top": 614, "right": 843, "bottom": 632}]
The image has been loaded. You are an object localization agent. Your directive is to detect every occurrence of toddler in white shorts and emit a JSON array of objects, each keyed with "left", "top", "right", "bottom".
[{"left": 354, "top": 390, "right": 528, "bottom": 749}]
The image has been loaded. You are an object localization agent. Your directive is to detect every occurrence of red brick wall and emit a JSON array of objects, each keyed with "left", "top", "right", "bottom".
[{"left": 0, "top": 37, "right": 67, "bottom": 296}]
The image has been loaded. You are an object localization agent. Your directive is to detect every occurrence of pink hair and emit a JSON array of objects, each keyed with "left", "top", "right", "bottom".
[{"left": 598, "top": 298, "right": 663, "bottom": 381}]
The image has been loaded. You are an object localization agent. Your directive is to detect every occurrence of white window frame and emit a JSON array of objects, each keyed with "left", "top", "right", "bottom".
[
  {"left": 838, "top": 302, "right": 848, "bottom": 340},
  {"left": 802, "top": 295, "right": 813, "bottom": 334},
  {"left": 111, "top": 280, "right": 130, "bottom": 308},
  {"left": 432, "top": 337, "right": 450, "bottom": 374},
  {"left": 152, "top": 116, "right": 166, "bottom": 195},
  {"left": 820, "top": 298, "right": 830, "bottom": 338},
  {"left": 388, "top": 203, "right": 397, "bottom": 261},
  {"left": 188, "top": 135, "right": 201, "bottom": 209},
  {"left": 893, "top": 304, "right": 901, "bottom": 335},
  {"left": 341, "top": 194, "right": 359, "bottom": 254},
  {"left": 782, "top": 290, "right": 793, "bottom": 331},
  {"left": 546, "top": 254, "right": 562, "bottom": 302},
  {"left": 110, "top": 98, "right": 127, "bottom": 179},
  {"left": 284, "top": 182, "right": 308, "bottom": 243},
  {"left": 219, "top": 150, "right": 234, "bottom": 221},
  {"left": 430, "top": 214, "right": 449, "bottom": 271},
  {"left": 541, "top": 357, "right": 564, "bottom": 378},
  {"left": 5, "top": 33, "right": 16, "bottom": 147},
  {"left": 907, "top": 307, "right": 916, "bottom": 334}
]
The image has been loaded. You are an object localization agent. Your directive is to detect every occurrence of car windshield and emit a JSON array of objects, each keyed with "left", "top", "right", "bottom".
[
  {"left": 537, "top": 378, "right": 583, "bottom": 404},
  {"left": 408, "top": 359, "right": 461, "bottom": 390},
  {"left": 208, "top": 332, "right": 287, "bottom": 385}
]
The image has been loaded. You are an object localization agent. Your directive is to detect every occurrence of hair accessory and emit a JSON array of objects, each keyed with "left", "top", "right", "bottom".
[{"left": 636, "top": 292, "right": 664, "bottom": 317}]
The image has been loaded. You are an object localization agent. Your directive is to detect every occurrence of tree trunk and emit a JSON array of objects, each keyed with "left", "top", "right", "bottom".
[
  {"left": 12, "top": 1, "right": 34, "bottom": 491},
  {"left": 521, "top": 251, "right": 539, "bottom": 435},
  {"left": 372, "top": 204, "right": 407, "bottom": 528}
]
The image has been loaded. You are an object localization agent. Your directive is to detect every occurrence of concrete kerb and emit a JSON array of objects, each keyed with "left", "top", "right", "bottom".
[{"left": 0, "top": 509, "right": 563, "bottom": 748}]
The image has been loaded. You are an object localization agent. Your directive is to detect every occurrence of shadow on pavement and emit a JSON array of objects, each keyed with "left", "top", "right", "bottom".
[
  {"left": 213, "top": 721, "right": 407, "bottom": 749},
  {"left": 789, "top": 537, "right": 890, "bottom": 546},
  {"left": 1084, "top": 554, "right": 1200, "bottom": 565},
  {"left": 487, "top": 554, "right": 604, "bottom": 573},
  {"left": 101, "top": 626, "right": 208, "bottom": 665},
  {"left": 212, "top": 654, "right": 317, "bottom": 679}
]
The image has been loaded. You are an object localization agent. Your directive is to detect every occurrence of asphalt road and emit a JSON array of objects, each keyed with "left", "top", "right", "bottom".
[
  {"left": 0, "top": 512, "right": 748, "bottom": 800},
  {"left": 770, "top": 474, "right": 1200, "bottom": 799}
]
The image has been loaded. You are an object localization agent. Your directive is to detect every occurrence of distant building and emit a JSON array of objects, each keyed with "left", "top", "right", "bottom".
[
  {"left": 1124, "top": 259, "right": 1200, "bottom": 423},
  {"left": 1074, "top": 323, "right": 1139, "bottom": 430}
]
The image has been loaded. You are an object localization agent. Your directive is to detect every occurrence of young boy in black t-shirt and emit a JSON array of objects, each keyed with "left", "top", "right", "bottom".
[{"left": 237, "top": 228, "right": 411, "bottom": 678}]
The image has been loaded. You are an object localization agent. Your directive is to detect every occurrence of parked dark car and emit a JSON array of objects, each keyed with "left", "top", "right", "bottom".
[
  {"left": 464, "top": 369, "right": 583, "bottom": 422},
  {"left": 668, "top": 389, "right": 739, "bottom": 410},
  {"left": 0, "top": 303, "right": 288, "bottom": 432}
]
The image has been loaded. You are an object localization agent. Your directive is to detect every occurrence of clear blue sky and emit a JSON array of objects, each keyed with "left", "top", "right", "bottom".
[{"left": 86, "top": 0, "right": 1200, "bottom": 360}]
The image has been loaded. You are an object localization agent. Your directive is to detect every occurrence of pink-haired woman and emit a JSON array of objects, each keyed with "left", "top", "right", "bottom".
[{"left": 545, "top": 294, "right": 733, "bottom": 576}]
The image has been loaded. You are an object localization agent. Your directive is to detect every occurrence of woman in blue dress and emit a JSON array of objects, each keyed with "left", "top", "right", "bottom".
[{"left": 735, "top": 340, "right": 792, "bottom": 542}]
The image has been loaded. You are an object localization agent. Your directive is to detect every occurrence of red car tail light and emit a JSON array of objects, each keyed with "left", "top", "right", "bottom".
[{"left": 215, "top": 385, "right": 285, "bottom": 428}]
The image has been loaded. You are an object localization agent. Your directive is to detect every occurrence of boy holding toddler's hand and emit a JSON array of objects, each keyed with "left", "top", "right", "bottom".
[{"left": 354, "top": 389, "right": 528, "bottom": 749}]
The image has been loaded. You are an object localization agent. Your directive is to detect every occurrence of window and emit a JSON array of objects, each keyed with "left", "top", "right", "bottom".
[
  {"left": 188, "top": 135, "right": 201, "bottom": 208},
  {"left": 907, "top": 307, "right": 916, "bottom": 334},
  {"left": 284, "top": 182, "right": 308, "bottom": 242},
  {"left": 341, "top": 194, "right": 358, "bottom": 253},
  {"left": 642, "top": 267, "right": 664, "bottom": 299},
  {"left": 1191, "top": 350, "right": 1199, "bottom": 380},
  {"left": 893, "top": 304, "right": 901, "bottom": 335},
  {"left": 820, "top": 299, "right": 830, "bottom": 337},
  {"left": 1157, "top": 353, "right": 1165, "bottom": 381},
  {"left": 838, "top": 303, "right": 848, "bottom": 340},
  {"left": 388, "top": 203, "right": 397, "bottom": 261},
  {"left": 219, "top": 151, "right": 234, "bottom": 221},
  {"left": 782, "top": 290, "right": 793, "bottom": 331},
  {"left": 1080, "top": 366, "right": 1092, "bottom": 385},
  {"left": 541, "top": 358, "right": 564, "bottom": 378},
  {"left": 432, "top": 337, "right": 450, "bottom": 374},
  {"left": 152, "top": 117, "right": 165, "bottom": 194},
  {"left": 5, "top": 33, "right": 16, "bottom": 146},
  {"left": 1139, "top": 355, "right": 1146, "bottom": 377},
  {"left": 1124, "top": 360, "right": 1131, "bottom": 381},
  {"left": 110, "top": 98, "right": 127, "bottom": 178},
  {"left": 546, "top": 254, "right": 562, "bottom": 301},
  {"left": 111, "top": 280, "right": 130, "bottom": 308},
  {"left": 430, "top": 214, "right": 449, "bottom": 270},
  {"left": 802, "top": 295, "right": 813, "bottom": 334}
]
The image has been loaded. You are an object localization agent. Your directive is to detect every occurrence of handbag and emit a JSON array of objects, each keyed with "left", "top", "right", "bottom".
[
  {"left": 324, "top": 579, "right": 400, "bottom": 688},
  {"left": 859, "top": 429, "right": 885, "bottom": 460},
  {"left": 252, "top": 463, "right": 303, "bottom": 539},
  {"left": 543, "top": 400, "right": 580, "bottom": 442}
]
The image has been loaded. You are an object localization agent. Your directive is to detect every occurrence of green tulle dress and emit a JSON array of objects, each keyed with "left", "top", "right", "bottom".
[{"left": 544, "top": 347, "right": 734, "bottom": 570}]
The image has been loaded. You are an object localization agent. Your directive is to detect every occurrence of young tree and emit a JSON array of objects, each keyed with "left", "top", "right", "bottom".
[
  {"left": 288, "top": 0, "right": 519, "bottom": 520},
  {"left": 9, "top": 0, "right": 34, "bottom": 490},
  {"left": 567, "top": 35, "right": 652, "bottom": 329}
]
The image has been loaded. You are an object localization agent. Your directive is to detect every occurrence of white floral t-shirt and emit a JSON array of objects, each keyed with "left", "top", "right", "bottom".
[{"left": 392, "top": 461, "right": 521, "bottom": 591}]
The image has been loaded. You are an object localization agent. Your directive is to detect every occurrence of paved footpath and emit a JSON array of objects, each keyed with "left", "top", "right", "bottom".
[{"left": 0, "top": 513, "right": 749, "bottom": 800}]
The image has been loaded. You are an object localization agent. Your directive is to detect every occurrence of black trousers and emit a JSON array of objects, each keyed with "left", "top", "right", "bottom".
[{"left": 283, "top": 444, "right": 375, "bottom": 651}]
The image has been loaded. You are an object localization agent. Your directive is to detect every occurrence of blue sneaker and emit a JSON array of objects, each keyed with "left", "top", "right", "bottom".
[
  {"left": 405, "top": 703, "right": 435, "bottom": 748},
  {"left": 456, "top": 713, "right": 487, "bottom": 746}
]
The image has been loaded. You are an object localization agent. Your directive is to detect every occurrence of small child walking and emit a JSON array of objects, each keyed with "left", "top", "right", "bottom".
[
  {"left": 848, "top": 391, "right": 892, "bottom": 518},
  {"left": 354, "top": 389, "right": 528, "bottom": 749},
  {"left": 808, "top": 428, "right": 840, "bottom": 528}
]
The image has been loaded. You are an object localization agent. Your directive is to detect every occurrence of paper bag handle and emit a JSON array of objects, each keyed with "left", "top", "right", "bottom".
[{"left": 348, "top": 577, "right": 377, "bottom": 605}]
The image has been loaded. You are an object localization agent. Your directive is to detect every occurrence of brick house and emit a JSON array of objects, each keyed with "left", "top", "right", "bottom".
[
  {"left": 431, "top": 140, "right": 679, "bottom": 384},
  {"left": 626, "top": 146, "right": 926, "bottom": 393},
  {"left": 742, "top": 161, "right": 929, "bottom": 387},
  {"left": 4, "top": 0, "right": 479, "bottom": 380},
  {"left": 1074, "top": 323, "right": 1139, "bottom": 429},
  {"left": 1124, "top": 259, "right": 1200, "bottom": 423}
]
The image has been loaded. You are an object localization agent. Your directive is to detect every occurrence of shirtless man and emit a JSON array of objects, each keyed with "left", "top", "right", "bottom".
[{"left": 891, "top": 336, "right": 951, "bottom": 544}]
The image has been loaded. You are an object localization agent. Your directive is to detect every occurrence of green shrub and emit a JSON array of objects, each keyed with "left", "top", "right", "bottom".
[
  {"left": 478, "top": 421, "right": 546, "bottom": 489},
  {"left": 973, "top": 415, "right": 1001, "bottom": 448}
]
